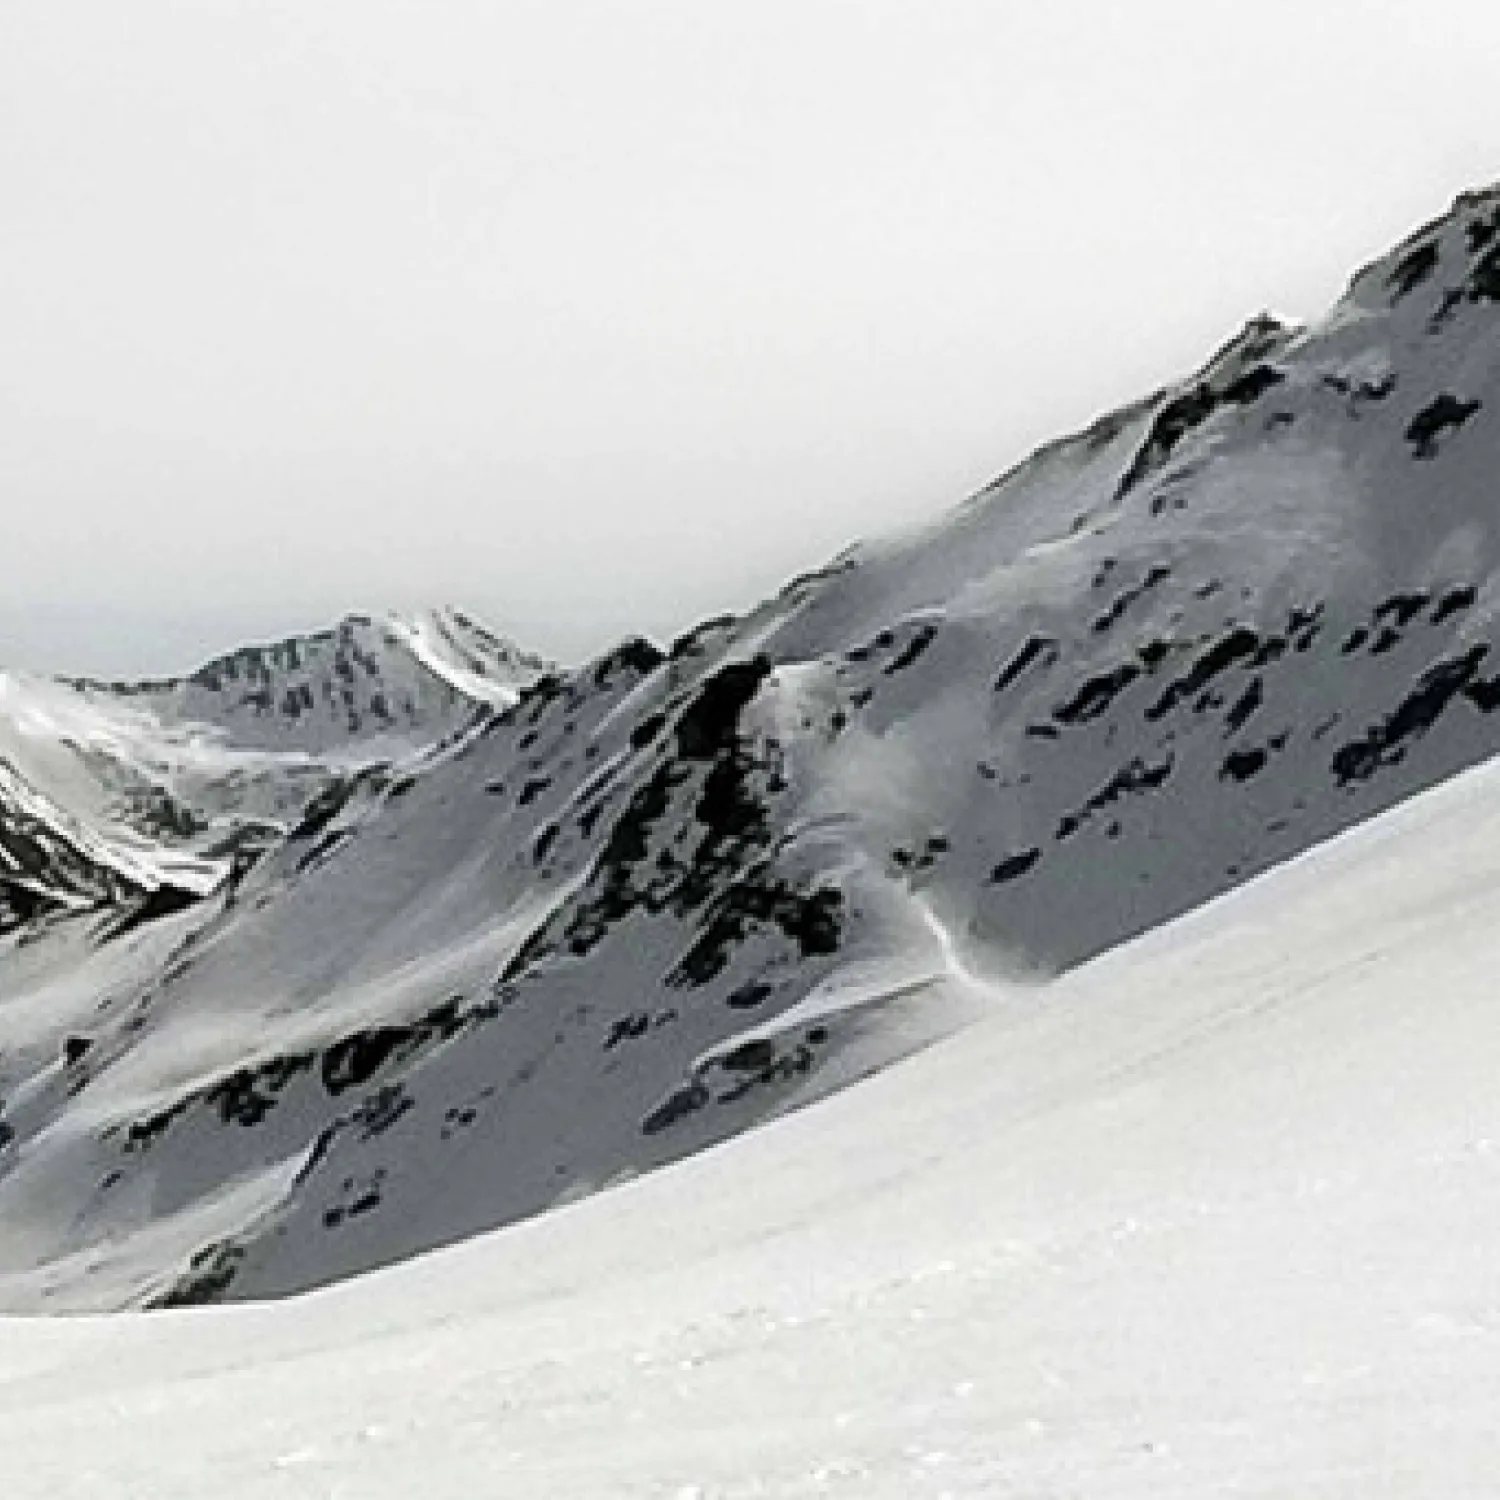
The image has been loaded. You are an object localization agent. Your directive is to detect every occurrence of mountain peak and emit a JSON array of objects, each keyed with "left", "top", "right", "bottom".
[
  {"left": 65, "top": 607, "right": 549, "bottom": 753},
  {"left": 382, "top": 606, "right": 549, "bottom": 710},
  {"left": 1344, "top": 179, "right": 1500, "bottom": 318}
]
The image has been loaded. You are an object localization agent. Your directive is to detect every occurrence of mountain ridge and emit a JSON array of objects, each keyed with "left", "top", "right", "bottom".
[
  {"left": 3, "top": 179, "right": 1500, "bottom": 1309},
  {"left": 0, "top": 607, "right": 547, "bottom": 938}
]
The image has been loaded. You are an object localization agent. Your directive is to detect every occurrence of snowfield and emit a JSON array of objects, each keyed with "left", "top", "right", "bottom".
[{"left": 4, "top": 746, "right": 1500, "bottom": 1497}]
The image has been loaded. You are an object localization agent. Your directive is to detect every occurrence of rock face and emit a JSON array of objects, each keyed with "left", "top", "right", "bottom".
[{"left": 5, "top": 184, "right": 1500, "bottom": 1309}]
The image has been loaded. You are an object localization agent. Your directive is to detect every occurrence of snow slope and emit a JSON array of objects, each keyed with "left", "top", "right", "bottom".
[
  {"left": 385, "top": 606, "right": 546, "bottom": 709},
  {"left": 6, "top": 182, "right": 1500, "bottom": 1310},
  {"left": 4, "top": 737, "right": 1500, "bottom": 1497}
]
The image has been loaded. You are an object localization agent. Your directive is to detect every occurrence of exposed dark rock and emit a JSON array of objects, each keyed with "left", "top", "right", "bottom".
[
  {"left": 1471, "top": 245, "right": 1500, "bottom": 303},
  {"left": 1221, "top": 364, "right": 1287, "bottom": 404},
  {"left": 675, "top": 658, "right": 772, "bottom": 760},
  {"left": 641, "top": 1080, "right": 710, "bottom": 1136},
  {"left": 1406, "top": 394, "right": 1482, "bottom": 458},
  {"left": 103, "top": 882, "right": 201, "bottom": 942},
  {"left": 1117, "top": 383, "right": 1220, "bottom": 497},
  {"left": 351, "top": 1084, "right": 412, "bottom": 1140},
  {"left": 1056, "top": 753, "right": 1175, "bottom": 841},
  {"left": 721, "top": 1039, "right": 777, "bottom": 1072},
  {"left": 1224, "top": 677, "right": 1264, "bottom": 736},
  {"left": 726, "top": 981, "right": 774, "bottom": 1010},
  {"left": 1117, "top": 339, "right": 1286, "bottom": 499},
  {"left": 1466, "top": 208, "right": 1500, "bottom": 253},
  {"left": 1091, "top": 564, "right": 1171, "bottom": 634},
  {"left": 1054, "top": 663, "right": 1141, "bottom": 726},
  {"left": 1332, "top": 647, "right": 1489, "bottom": 784},
  {"left": 669, "top": 617, "right": 737, "bottom": 661},
  {"left": 604, "top": 1013, "right": 652, "bottom": 1049},
  {"left": 1375, "top": 592, "right": 1431, "bottom": 627},
  {"left": 713, "top": 1040, "right": 817, "bottom": 1105},
  {"left": 517, "top": 776, "right": 551, "bottom": 807},
  {"left": 321, "top": 1028, "right": 416, "bottom": 1096},
  {"left": 323, "top": 1169, "right": 388, "bottom": 1229},
  {"left": 1432, "top": 585, "right": 1478, "bottom": 625},
  {"left": 891, "top": 835, "right": 949, "bottom": 876},
  {"left": 291, "top": 776, "right": 359, "bottom": 842},
  {"left": 209, "top": 1053, "right": 317, "bottom": 1126},
  {"left": 122, "top": 1094, "right": 197, "bottom": 1154},
  {"left": 883, "top": 623, "right": 940, "bottom": 675},
  {"left": 1387, "top": 241, "right": 1441, "bottom": 300},
  {"left": 1137, "top": 639, "right": 1172, "bottom": 671},
  {"left": 295, "top": 829, "right": 352, "bottom": 875},
  {"left": 594, "top": 636, "right": 666, "bottom": 685},
  {"left": 994, "top": 636, "right": 1057, "bottom": 695},
  {"left": 1463, "top": 671, "right": 1500, "bottom": 713},
  {"left": 988, "top": 848, "right": 1041, "bottom": 883},
  {"left": 1146, "top": 627, "right": 1263, "bottom": 720},
  {"left": 667, "top": 880, "right": 841, "bottom": 988},
  {"left": 152, "top": 1243, "right": 245, "bottom": 1308},
  {"left": 1287, "top": 603, "right": 1325, "bottom": 652},
  {"left": 120, "top": 787, "right": 205, "bottom": 840},
  {"left": 629, "top": 713, "right": 666, "bottom": 750},
  {"left": 1220, "top": 747, "right": 1268, "bottom": 782}
]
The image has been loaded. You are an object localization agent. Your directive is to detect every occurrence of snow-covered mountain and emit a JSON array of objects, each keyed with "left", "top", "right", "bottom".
[
  {"left": 4, "top": 183, "right": 1500, "bottom": 1310},
  {"left": 6, "top": 699, "right": 1500, "bottom": 1498},
  {"left": 0, "top": 609, "right": 545, "bottom": 930},
  {"left": 67, "top": 605, "right": 546, "bottom": 752}
]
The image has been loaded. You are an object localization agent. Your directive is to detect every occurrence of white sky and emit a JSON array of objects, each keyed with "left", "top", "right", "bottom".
[{"left": 3, "top": 0, "right": 1498, "bottom": 675}]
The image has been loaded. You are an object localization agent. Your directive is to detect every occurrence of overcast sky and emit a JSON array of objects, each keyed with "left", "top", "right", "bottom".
[{"left": 3, "top": 1, "right": 1499, "bottom": 675}]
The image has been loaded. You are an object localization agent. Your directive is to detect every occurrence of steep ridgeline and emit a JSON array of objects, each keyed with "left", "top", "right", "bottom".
[
  {"left": 0, "top": 610, "right": 546, "bottom": 940},
  {"left": 3, "top": 184, "right": 1500, "bottom": 1309}
]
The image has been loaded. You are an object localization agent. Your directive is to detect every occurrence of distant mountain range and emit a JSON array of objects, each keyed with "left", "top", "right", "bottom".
[{"left": 4, "top": 182, "right": 1500, "bottom": 1309}]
